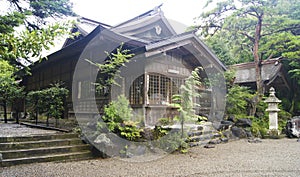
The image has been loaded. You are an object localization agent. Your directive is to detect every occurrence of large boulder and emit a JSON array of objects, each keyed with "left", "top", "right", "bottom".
[
  {"left": 227, "top": 115, "right": 236, "bottom": 123},
  {"left": 220, "top": 120, "right": 234, "bottom": 130},
  {"left": 231, "top": 126, "right": 248, "bottom": 138},
  {"left": 286, "top": 116, "right": 300, "bottom": 138},
  {"left": 125, "top": 144, "right": 147, "bottom": 158},
  {"left": 93, "top": 133, "right": 127, "bottom": 157},
  {"left": 235, "top": 118, "right": 252, "bottom": 127},
  {"left": 94, "top": 133, "right": 113, "bottom": 146}
]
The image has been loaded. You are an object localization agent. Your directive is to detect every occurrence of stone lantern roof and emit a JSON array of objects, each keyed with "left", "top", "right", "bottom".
[{"left": 264, "top": 87, "right": 281, "bottom": 103}]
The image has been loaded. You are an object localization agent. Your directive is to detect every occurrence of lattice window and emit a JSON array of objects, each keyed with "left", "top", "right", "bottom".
[
  {"left": 170, "top": 77, "right": 184, "bottom": 101},
  {"left": 129, "top": 75, "right": 144, "bottom": 105},
  {"left": 148, "top": 74, "right": 183, "bottom": 105}
]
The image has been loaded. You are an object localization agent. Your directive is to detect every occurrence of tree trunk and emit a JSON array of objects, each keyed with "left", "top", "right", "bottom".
[
  {"left": 251, "top": 14, "right": 264, "bottom": 116},
  {"left": 46, "top": 114, "right": 49, "bottom": 127},
  {"left": 181, "top": 114, "right": 184, "bottom": 138},
  {"left": 254, "top": 15, "right": 263, "bottom": 96},
  {"left": 3, "top": 101, "right": 7, "bottom": 123},
  {"left": 16, "top": 110, "right": 19, "bottom": 124},
  {"left": 35, "top": 108, "right": 38, "bottom": 125}
]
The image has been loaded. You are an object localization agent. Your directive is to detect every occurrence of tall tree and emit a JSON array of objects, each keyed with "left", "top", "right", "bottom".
[
  {"left": 0, "top": 0, "right": 76, "bottom": 73},
  {"left": 196, "top": 0, "right": 300, "bottom": 114},
  {"left": 0, "top": 0, "right": 76, "bottom": 123},
  {"left": 0, "top": 60, "right": 24, "bottom": 123}
]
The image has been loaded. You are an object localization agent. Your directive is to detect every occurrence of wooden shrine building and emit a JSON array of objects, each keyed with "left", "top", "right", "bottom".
[
  {"left": 21, "top": 6, "right": 226, "bottom": 126},
  {"left": 232, "top": 58, "right": 291, "bottom": 98}
]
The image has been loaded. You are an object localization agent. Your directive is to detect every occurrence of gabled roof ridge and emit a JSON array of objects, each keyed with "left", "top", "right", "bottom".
[
  {"left": 113, "top": 4, "right": 163, "bottom": 28},
  {"left": 231, "top": 57, "right": 282, "bottom": 68},
  {"left": 79, "top": 17, "right": 112, "bottom": 28}
]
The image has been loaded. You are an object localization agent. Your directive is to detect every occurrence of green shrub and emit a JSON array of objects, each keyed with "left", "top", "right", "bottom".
[
  {"left": 250, "top": 115, "right": 269, "bottom": 138},
  {"left": 119, "top": 121, "right": 143, "bottom": 141},
  {"left": 26, "top": 83, "right": 68, "bottom": 126},
  {"left": 72, "top": 126, "right": 82, "bottom": 134},
  {"left": 158, "top": 117, "right": 174, "bottom": 126},
  {"left": 278, "top": 108, "right": 292, "bottom": 132},
  {"left": 226, "top": 85, "right": 254, "bottom": 116},
  {"left": 255, "top": 98, "right": 268, "bottom": 118},
  {"left": 251, "top": 120, "right": 268, "bottom": 138},
  {"left": 102, "top": 95, "right": 132, "bottom": 124},
  {"left": 155, "top": 131, "right": 188, "bottom": 153},
  {"left": 100, "top": 95, "right": 142, "bottom": 141},
  {"left": 152, "top": 126, "right": 169, "bottom": 140}
]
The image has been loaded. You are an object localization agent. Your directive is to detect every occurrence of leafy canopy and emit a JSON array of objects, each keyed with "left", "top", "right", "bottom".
[
  {"left": 1, "top": 0, "right": 76, "bottom": 72},
  {"left": 0, "top": 60, "right": 24, "bottom": 122},
  {"left": 196, "top": 0, "right": 300, "bottom": 66},
  {"left": 196, "top": 0, "right": 300, "bottom": 112},
  {"left": 27, "top": 83, "right": 69, "bottom": 119}
]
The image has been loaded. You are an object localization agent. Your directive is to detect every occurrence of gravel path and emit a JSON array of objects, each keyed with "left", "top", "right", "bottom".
[
  {"left": 0, "top": 123, "right": 58, "bottom": 137},
  {"left": 1, "top": 135, "right": 300, "bottom": 176}
]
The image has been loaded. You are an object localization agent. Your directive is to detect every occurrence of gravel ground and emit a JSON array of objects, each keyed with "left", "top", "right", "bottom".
[
  {"left": 0, "top": 123, "right": 58, "bottom": 137},
  {"left": 1, "top": 124, "right": 300, "bottom": 177}
]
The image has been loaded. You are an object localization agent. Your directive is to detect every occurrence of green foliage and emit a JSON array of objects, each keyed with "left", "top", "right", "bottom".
[
  {"left": 171, "top": 67, "right": 206, "bottom": 137},
  {"left": 256, "top": 98, "right": 268, "bottom": 116},
  {"left": 172, "top": 68, "right": 204, "bottom": 120},
  {"left": 0, "top": 12, "right": 26, "bottom": 34},
  {"left": 102, "top": 95, "right": 133, "bottom": 124},
  {"left": 28, "top": 0, "right": 75, "bottom": 20},
  {"left": 204, "top": 32, "right": 252, "bottom": 65},
  {"left": 72, "top": 126, "right": 82, "bottom": 135},
  {"left": 152, "top": 126, "right": 169, "bottom": 140},
  {"left": 119, "top": 121, "right": 142, "bottom": 141},
  {"left": 250, "top": 117, "right": 269, "bottom": 138},
  {"left": 0, "top": 60, "right": 24, "bottom": 122},
  {"left": 1, "top": 0, "right": 76, "bottom": 73},
  {"left": 226, "top": 85, "right": 254, "bottom": 116},
  {"left": 157, "top": 118, "right": 174, "bottom": 126},
  {"left": 0, "top": 60, "right": 14, "bottom": 77},
  {"left": 85, "top": 44, "right": 134, "bottom": 90},
  {"left": 27, "top": 83, "right": 69, "bottom": 121},
  {"left": 1, "top": 21, "right": 76, "bottom": 73},
  {"left": 224, "top": 69, "right": 236, "bottom": 88},
  {"left": 100, "top": 95, "right": 142, "bottom": 141},
  {"left": 197, "top": 0, "right": 300, "bottom": 107},
  {"left": 46, "top": 83, "right": 69, "bottom": 120},
  {"left": 260, "top": 32, "right": 300, "bottom": 84},
  {"left": 4, "top": 0, "right": 75, "bottom": 30},
  {"left": 278, "top": 107, "right": 292, "bottom": 132},
  {"left": 154, "top": 131, "right": 188, "bottom": 153}
]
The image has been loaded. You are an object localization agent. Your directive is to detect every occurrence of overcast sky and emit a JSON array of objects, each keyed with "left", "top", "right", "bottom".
[{"left": 70, "top": 0, "right": 208, "bottom": 26}]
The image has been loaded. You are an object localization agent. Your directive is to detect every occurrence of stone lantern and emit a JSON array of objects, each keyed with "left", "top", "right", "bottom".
[{"left": 264, "top": 87, "right": 281, "bottom": 130}]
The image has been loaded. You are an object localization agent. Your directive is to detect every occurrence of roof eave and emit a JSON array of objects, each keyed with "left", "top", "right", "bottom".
[{"left": 145, "top": 32, "right": 226, "bottom": 71}]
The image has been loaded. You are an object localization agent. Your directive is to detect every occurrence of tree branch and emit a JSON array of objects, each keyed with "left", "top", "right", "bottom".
[
  {"left": 261, "top": 26, "right": 300, "bottom": 37},
  {"left": 238, "top": 31, "right": 255, "bottom": 43}
]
